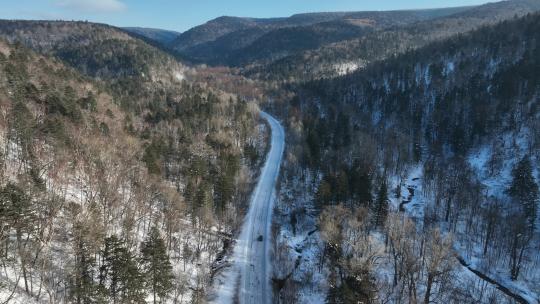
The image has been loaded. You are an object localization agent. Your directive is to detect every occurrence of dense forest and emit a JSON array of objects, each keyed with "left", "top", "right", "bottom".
[
  {"left": 0, "top": 22, "right": 264, "bottom": 303},
  {"left": 271, "top": 12, "right": 540, "bottom": 303}
]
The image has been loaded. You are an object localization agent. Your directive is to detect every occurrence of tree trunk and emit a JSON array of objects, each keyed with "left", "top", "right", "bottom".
[
  {"left": 16, "top": 228, "right": 29, "bottom": 294},
  {"left": 445, "top": 196, "right": 452, "bottom": 222},
  {"left": 483, "top": 220, "right": 492, "bottom": 256},
  {"left": 409, "top": 276, "right": 417, "bottom": 304},
  {"left": 510, "top": 235, "right": 519, "bottom": 281},
  {"left": 424, "top": 274, "right": 433, "bottom": 304}
]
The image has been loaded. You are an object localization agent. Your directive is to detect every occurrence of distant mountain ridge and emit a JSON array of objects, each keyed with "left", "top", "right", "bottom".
[
  {"left": 249, "top": 0, "right": 540, "bottom": 81},
  {"left": 123, "top": 27, "right": 181, "bottom": 45},
  {"left": 169, "top": 6, "right": 475, "bottom": 65}
]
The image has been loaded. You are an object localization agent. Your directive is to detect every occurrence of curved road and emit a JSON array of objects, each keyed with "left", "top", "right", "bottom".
[{"left": 210, "top": 111, "right": 285, "bottom": 304}]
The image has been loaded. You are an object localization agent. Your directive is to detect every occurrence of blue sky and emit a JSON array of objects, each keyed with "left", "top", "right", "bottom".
[{"left": 2, "top": 0, "right": 490, "bottom": 32}]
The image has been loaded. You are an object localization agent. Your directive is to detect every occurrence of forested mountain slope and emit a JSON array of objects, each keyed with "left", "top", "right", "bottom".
[
  {"left": 170, "top": 7, "right": 473, "bottom": 66},
  {"left": 0, "top": 21, "right": 179, "bottom": 78},
  {"left": 0, "top": 20, "right": 192, "bottom": 110},
  {"left": 0, "top": 21, "right": 265, "bottom": 303},
  {"left": 179, "top": 20, "right": 373, "bottom": 66},
  {"left": 272, "top": 12, "right": 540, "bottom": 303},
  {"left": 253, "top": 0, "right": 540, "bottom": 81}
]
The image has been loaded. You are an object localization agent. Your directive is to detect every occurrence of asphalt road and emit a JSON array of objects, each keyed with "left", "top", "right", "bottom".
[{"left": 210, "top": 111, "right": 285, "bottom": 304}]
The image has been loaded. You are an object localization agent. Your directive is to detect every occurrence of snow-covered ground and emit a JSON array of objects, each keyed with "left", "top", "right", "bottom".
[
  {"left": 333, "top": 61, "right": 364, "bottom": 76},
  {"left": 272, "top": 168, "right": 329, "bottom": 303},
  {"left": 387, "top": 128, "right": 540, "bottom": 303},
  {"left": 0, "top": 123, "right": 266, "bottom": 303},
  {"left": 271, "top": 125, "right": 539, "bottom": 303}
]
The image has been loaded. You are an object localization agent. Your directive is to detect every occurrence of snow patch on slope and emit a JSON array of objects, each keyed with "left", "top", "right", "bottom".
[{"left": 333, "top": 61, "right": 363, "bottom": 76}]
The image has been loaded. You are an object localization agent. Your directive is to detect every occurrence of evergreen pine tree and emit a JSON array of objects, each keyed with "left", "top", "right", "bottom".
[
  {"left": 0, "top": 183, "right": 34, "bottom": 294},
  {"left": 71, "top": 239, "right": 105, "bottom": 304},
  {"left": 507, "top": 156, "right": 539, "bottom": 230},
  {"left": 336, "top": 171, "right": 349, "bottom": 203},
  {"left": 214, "top": 173, "right": 233, "bottom": 217},
  {"left": 373, "top": 180, "right": 389, "bottom": 227},
  {"left": 0, "top": 183, "right": 33, "bottom": 233},
  {"left": 100, "top": 236, "right": 145, "bottom": 303},
  {"left": 140, "top": 227, "right": 174, "bottom": 304},
  {"left": 316, "top": 179, "right": 333, "bottom": 209},
  {"left": 350, "top": 165, "right": 372, "bottom": 207},
  {"left": 195, "top": 183, "right": 211, "bottom": 215}
]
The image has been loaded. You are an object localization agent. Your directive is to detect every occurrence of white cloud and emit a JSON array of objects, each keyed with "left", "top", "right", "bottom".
[{"left": 55, "top": 0, "right": 127, "bottom": 13}]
